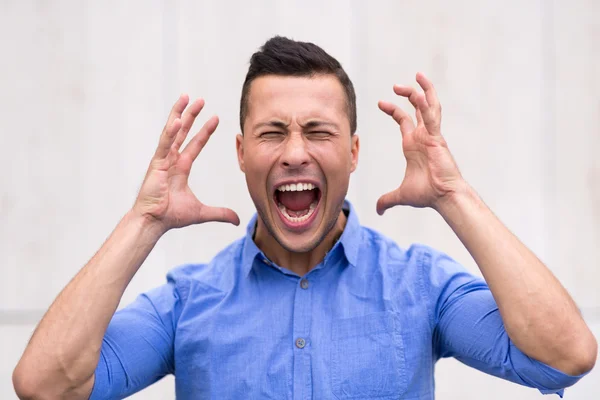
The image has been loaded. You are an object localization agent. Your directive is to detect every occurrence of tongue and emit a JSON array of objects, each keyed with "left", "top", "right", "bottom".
[{"left": 278, "top": 190, "right": 317, "bottom": 211}]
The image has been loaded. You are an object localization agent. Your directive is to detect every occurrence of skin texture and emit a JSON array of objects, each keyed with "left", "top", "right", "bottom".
[
  {"left": 236, "top": 75, "right": 359, "bottom": 275},
  {"left": 12, "top": 72, "right": 596, "bottom": 400}
]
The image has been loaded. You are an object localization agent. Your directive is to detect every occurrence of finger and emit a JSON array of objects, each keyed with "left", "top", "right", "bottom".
[
  {"left": 416, "top": 73, "right": 443, "bottom": 134},
  {"left": 395, "top": 83, "right": 440, "bottom": 133},
  {"left": 155, "top": 118, "right": 182, "bottom": 159},
  {"left": 393, "top": 85, "right": 429, "bottom": 113},
  {"left": 155, "top": 95, "right": 189, "bottom": 159},
  {"left": 173, "top": 98, "right": 206, "bottom": 152},
  {"left": 198, "top": 205, "right": 240, "bottom": 226},
  {"left": 181, "top": 115, "right": 219, "bottom": 163},
  {"left": 415, "top": 109, "right": 424, "bottom": 126},
  {"left": 378, "top": 101, "right": 415, "bottom": 136},
  {"left": 164, "top": 94, "right": 189, "bottom": 132},
  {"left": 415, "top": 72, "right": 440, "bottom": 111},
  {"left": 376, "top": 190, "right": 401, "bottom": 215}
]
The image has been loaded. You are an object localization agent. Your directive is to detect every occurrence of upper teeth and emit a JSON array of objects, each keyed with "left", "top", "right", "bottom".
[{"left": 277, "top": 182, "right": 315, "bottom": 192}]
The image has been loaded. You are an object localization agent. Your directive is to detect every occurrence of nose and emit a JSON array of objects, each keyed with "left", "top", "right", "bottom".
[{"left": 281, "top": 132, "right": 310, "bottom": 169}]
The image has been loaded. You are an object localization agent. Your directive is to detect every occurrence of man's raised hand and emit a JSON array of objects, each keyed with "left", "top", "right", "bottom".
[
  {"left": 376, "top": 73, "right": 466, "bottom": 214},
  {"left": 132, "top": 95, "right": 240, "bottom": 233}
]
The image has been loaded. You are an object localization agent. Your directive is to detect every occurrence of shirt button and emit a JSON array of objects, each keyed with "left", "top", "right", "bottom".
[
  {"left": 300, "top": 279, "right": 309, "bottom": 289},
  {"left": 262, "top": 258, "right": 272, "bottom": 266},
  {"left": 295, "top": 338, "right": 306, "bottom": 349}
]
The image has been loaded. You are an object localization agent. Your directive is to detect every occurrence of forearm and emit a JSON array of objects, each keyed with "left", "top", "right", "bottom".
[
  {"left": 436, "top": 183, "right": 597, "bottom": 375},
  {"left": 13, "top": 211, "right": 164, "bottom": 398}
]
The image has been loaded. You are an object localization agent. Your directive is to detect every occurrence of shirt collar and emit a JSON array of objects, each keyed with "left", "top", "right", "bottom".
[{"left": 240, "top": 199, "right": 361, "bottom": 277}]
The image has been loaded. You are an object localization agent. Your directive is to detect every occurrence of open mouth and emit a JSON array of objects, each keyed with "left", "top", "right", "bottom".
[{"left": 273, "top": 182, "right": 322, "bottom": 229}]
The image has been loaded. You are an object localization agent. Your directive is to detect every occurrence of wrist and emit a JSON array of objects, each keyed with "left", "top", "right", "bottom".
[
  {"left": 433, "top": 180, "right": 478, "bottom": 218},
  {"left": 124, "top": 209, "right": 167, "bottom": 242}
]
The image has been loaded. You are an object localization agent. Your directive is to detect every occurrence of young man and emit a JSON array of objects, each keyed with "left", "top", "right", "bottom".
[{"left": 14, "top": 36, "right": 596, "bottom": 399}]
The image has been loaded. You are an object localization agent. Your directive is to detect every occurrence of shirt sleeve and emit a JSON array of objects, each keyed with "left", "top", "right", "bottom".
[
  {"left": 89, "top": 277, "right": 183, "bottom": 400},
  {"left": 421, "top": 247, "right": 588, "bottom": 398}
]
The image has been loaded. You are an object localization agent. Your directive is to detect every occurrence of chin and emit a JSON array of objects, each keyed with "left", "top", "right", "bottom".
[
  {"left": 271, "top": 205, "right": 342, "bottom": 255},
  {"left": 274, "top": 232, "right": 323, "bottom": 254}
]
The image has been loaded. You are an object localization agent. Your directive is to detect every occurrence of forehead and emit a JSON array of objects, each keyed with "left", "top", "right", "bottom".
[{"left": 245, "top": 74, "right": 347, "bottom": 125}]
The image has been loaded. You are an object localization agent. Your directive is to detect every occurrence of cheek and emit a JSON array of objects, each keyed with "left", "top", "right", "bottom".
[
  {"left": 310, "top": 144, "right": 352, "bottom": 200},
  {"left": 244, "top": 148, "right": 276, "bottom": 192},
  {"left": 310, "top": 142, "right": 353, "bottom": 171},
  {"left": 245, "top": 144, "right": 275, "bottom": 171}
]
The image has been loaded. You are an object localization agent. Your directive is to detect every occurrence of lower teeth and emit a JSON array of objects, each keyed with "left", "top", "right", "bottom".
[{"left": 278, "top": 201, "right": 317, "bottom": 223}]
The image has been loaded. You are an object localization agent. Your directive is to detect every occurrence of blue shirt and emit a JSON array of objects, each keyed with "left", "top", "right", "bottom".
[{"left": 91, "top": 201, "right": 584, "bottom": 399}]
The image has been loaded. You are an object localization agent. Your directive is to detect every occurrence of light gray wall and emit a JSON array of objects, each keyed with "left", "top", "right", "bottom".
[{"left": 1, "top": 1, "right": 598, "bottom": 398}]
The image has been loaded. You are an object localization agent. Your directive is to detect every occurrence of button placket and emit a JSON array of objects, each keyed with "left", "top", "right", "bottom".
[{"left": 292, "top": 274, "right": 313, "bottom": 399}]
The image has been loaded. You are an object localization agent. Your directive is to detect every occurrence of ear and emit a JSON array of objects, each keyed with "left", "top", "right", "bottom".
[
  {"left": 350, "top": 134, "right": 359, "bottom": 172},
  {"left": 236, "top": 133, "right": 245, "bottom": 172}
]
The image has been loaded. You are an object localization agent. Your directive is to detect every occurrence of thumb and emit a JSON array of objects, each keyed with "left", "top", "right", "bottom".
[
  {"left": 376, "top": 189, "right": 401, "bottom": 215},
  {"left": 377, "top": 184, "right": 414, "bottom": 215},
  {"left": 197, "top": 205, "right": 241, "bottom": 226}
]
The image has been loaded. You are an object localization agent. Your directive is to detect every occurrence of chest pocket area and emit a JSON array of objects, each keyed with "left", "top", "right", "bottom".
[{"left": 331, "top": 311, "right": 407, "bottom": 399}]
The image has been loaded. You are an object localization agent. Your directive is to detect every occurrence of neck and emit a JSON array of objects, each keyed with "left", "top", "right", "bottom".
[{"left": 254, "top": 210, "right": 347, "bottom": 276}]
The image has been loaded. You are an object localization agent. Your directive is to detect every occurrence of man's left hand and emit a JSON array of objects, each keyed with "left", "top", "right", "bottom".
[{"left": 377, "top": 72, "right": 466, "bottom": 214}]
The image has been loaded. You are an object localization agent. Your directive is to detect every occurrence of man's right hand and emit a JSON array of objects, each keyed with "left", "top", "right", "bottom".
[
  {"left": 13, "top": 94, "right": 241, "bottom": 400},
  {"left": 132, "top": 95, "right": 240, "bottom": 233}
]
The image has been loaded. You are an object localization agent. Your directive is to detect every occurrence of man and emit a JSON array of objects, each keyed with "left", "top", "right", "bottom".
[{"left": 13, "top": 36, "right": 596, "bottom": 399}]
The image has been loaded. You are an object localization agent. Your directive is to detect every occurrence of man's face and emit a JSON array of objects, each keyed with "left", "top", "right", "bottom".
[{"left": 237, "top": 74, "right": 359, "bottom": 253}]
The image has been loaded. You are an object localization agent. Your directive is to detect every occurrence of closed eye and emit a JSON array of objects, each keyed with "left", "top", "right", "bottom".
[
  {"left": 260, "top": 131, "right": 285, "bottom": 138},
  {"left": 307, "top": 131, "right": 332, "bottom": 138}
]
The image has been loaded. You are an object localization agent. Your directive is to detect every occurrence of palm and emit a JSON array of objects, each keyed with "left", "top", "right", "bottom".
[
  {"left": 133, "top": 96, "right": 239, "bottom": 231},
  {"left": 137, "top": 157, "right": 202, "bottom": 228},
  {"left": 377, "top": 73, "right": 464, "bottom": 214}
]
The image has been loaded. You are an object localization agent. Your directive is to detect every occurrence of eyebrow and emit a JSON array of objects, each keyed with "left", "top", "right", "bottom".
[
  {"left": 252, "top": 120, "right": 290, "bottom": 130},
  {"left": 300, "top": 120, "right": 339, "bottom": 130},
  {"left": 252, "top": 120, "right": 339, "bottom": 131}
]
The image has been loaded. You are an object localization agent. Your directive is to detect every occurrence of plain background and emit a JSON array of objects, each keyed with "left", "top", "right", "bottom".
[{"left": 0, "top": 0, "right": 598, "bottom": 398}]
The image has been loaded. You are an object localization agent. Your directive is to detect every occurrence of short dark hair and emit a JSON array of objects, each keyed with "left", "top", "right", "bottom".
[{"left": 239, "top": 36, "right": 357, "bottom": 134}]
